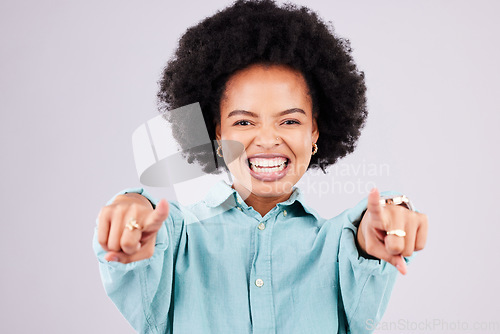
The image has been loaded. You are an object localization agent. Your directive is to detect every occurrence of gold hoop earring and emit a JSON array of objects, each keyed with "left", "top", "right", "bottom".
[
  {"left": 216, "top": 145, "right": 223, "bottom": 158},
  {"left": 312, "top": 143, "right": 318, "bottom": 155}
]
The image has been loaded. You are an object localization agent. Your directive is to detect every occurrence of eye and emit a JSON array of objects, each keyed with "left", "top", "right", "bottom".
[
  {"left": 282, "top": 119, "right": 301, "bottom": 125},
  {"left": 233, "top": 120, "right": 252, "bottom": 126}
]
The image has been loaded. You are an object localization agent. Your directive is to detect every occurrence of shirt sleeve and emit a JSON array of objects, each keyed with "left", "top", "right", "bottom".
[
  {"left": 92, "top": 188, "right": 184, "bottom": 333},
  {"left": 337, "top": 191, "right": 415, "bottom": 334}
]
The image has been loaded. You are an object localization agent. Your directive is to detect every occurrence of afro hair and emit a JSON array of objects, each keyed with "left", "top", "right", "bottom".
[{"left": 158, "top": 0, "right": 367, "bottom": 174}]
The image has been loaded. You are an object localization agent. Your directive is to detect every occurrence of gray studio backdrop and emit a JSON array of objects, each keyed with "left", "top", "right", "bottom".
[{"left": 1, "top": 0, "right": 499, "bottom": 333}]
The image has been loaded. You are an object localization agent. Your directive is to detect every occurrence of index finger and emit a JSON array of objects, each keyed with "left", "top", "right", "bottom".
[
  {"left": 142, "top": 199, "right": 170, "bottom": 234},
  {"left": 97, "top": 207, "right": 111, "bottom": 251},
  {"left": 367, "top": 188, "right": 383, "bottom": 218}
]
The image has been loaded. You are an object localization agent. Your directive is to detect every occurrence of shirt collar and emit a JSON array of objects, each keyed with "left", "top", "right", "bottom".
[
  {"left": 203, "top": 180, "right": 237, "bottom": 208},
  {"left": 203, "top": 180, "right": 321, "bottom": 220}
]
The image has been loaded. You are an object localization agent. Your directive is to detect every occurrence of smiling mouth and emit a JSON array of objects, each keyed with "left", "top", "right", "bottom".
[{"left": 247, "top": 157, "right": 289, "bottom": 173}]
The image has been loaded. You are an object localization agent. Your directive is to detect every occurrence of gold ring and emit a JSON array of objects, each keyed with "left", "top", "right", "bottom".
[
  {"left": 126, "top": 218, "right": 141, "bottom": 231},
  {"left": 386, "top": 229, "right": 406, "bottom": 237}
]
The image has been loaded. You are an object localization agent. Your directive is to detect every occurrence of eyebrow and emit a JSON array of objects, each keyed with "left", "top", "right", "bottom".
[{"left": 227, "top": 108, "right": 306, "bottom": 118}]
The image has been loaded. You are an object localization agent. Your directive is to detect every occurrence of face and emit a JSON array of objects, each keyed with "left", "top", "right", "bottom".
[{"left": 216, "top": 64, "right": 319, "bottom": 199}]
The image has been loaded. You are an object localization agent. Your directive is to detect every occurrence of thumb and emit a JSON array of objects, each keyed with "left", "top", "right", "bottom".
[
  {"left": 142, "top": 199, "right": 169, "bottom": 233},
  {"left": 104, "top": 251, "right": 122, "bottom": 262},
  {"left": 104, "top": 250, "right": 145, "bottom": 264},
  {"left": 388, "top": 255, "right": 407, "bottom": 275}
]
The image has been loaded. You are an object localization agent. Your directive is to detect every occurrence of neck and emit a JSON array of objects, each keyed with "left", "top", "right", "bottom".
[{"left": 232, "top": 183, "right": 292, "bottom": 217}]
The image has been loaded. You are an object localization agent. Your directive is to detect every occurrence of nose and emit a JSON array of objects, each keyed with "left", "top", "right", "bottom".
[{"left": 253, "top": 124, "right": 281, "bottom": 149}]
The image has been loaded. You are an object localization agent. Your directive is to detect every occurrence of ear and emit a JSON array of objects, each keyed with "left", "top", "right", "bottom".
[
  {"left": 311, "top": 116, "right": 319, "bottom": 143},
  {"left": 215, "top": 123, "right": 221, "bottom": 144}
]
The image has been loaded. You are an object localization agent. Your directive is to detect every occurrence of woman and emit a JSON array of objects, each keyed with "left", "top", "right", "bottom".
[{"left": 94, "top": 1, "right": 428, "bottom": 333}]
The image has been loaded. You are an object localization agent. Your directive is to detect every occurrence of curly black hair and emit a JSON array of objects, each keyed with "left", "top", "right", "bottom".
[{"left": 158, "top": 0, "right": 367, "bottom": 174}]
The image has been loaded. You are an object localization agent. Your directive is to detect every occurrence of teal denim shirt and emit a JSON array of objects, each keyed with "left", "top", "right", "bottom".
[{"left": 93, "top": 181, "right": 405, "bottom": 334}]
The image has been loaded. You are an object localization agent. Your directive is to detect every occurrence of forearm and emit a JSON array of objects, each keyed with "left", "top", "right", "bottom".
[
  {"left": 339, "top": 221, "right": 399, "bottom": 333},
  {"left": 94, "top": 187, "right": 176, "bottom": 332}
]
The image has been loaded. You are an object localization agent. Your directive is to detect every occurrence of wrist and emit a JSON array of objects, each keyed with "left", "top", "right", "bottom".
[{"left": 355, "top": 214, "right": 379, "bottom": 260}]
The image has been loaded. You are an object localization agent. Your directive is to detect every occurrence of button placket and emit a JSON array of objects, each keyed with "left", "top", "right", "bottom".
[
  {"left": 248, "top": 214, "right": 276, "bottom": 331},
  {"left": 249, "top": 216, "right": 275, "bottom": 331}
]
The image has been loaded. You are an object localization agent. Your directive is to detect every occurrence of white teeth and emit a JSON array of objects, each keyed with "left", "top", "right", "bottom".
[
  {"left": 248, "top": 157, "right": 288, "bottom": 173},
  {"left": 248, "top": 157, "right": 287, "bottom": 168},
  {"left": 251, "top": 165, "right": 285, "bottom": 173}
]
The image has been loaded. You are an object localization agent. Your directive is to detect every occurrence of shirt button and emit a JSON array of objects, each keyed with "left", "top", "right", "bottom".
[
  {"left": 283, "top": 210, "right": 287, "bottom": 217},
  {"left": 237, "top": 198, "right": 242, "bottom": 204},
  {"left": 237, "top": 207, "right": 242, "bottom": 211},
  {"left": 257, "top": 222, "right": 266, "bottom": 230},
  {"left": 255, "top": 279, "right": 264, "bottom": 287}
]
